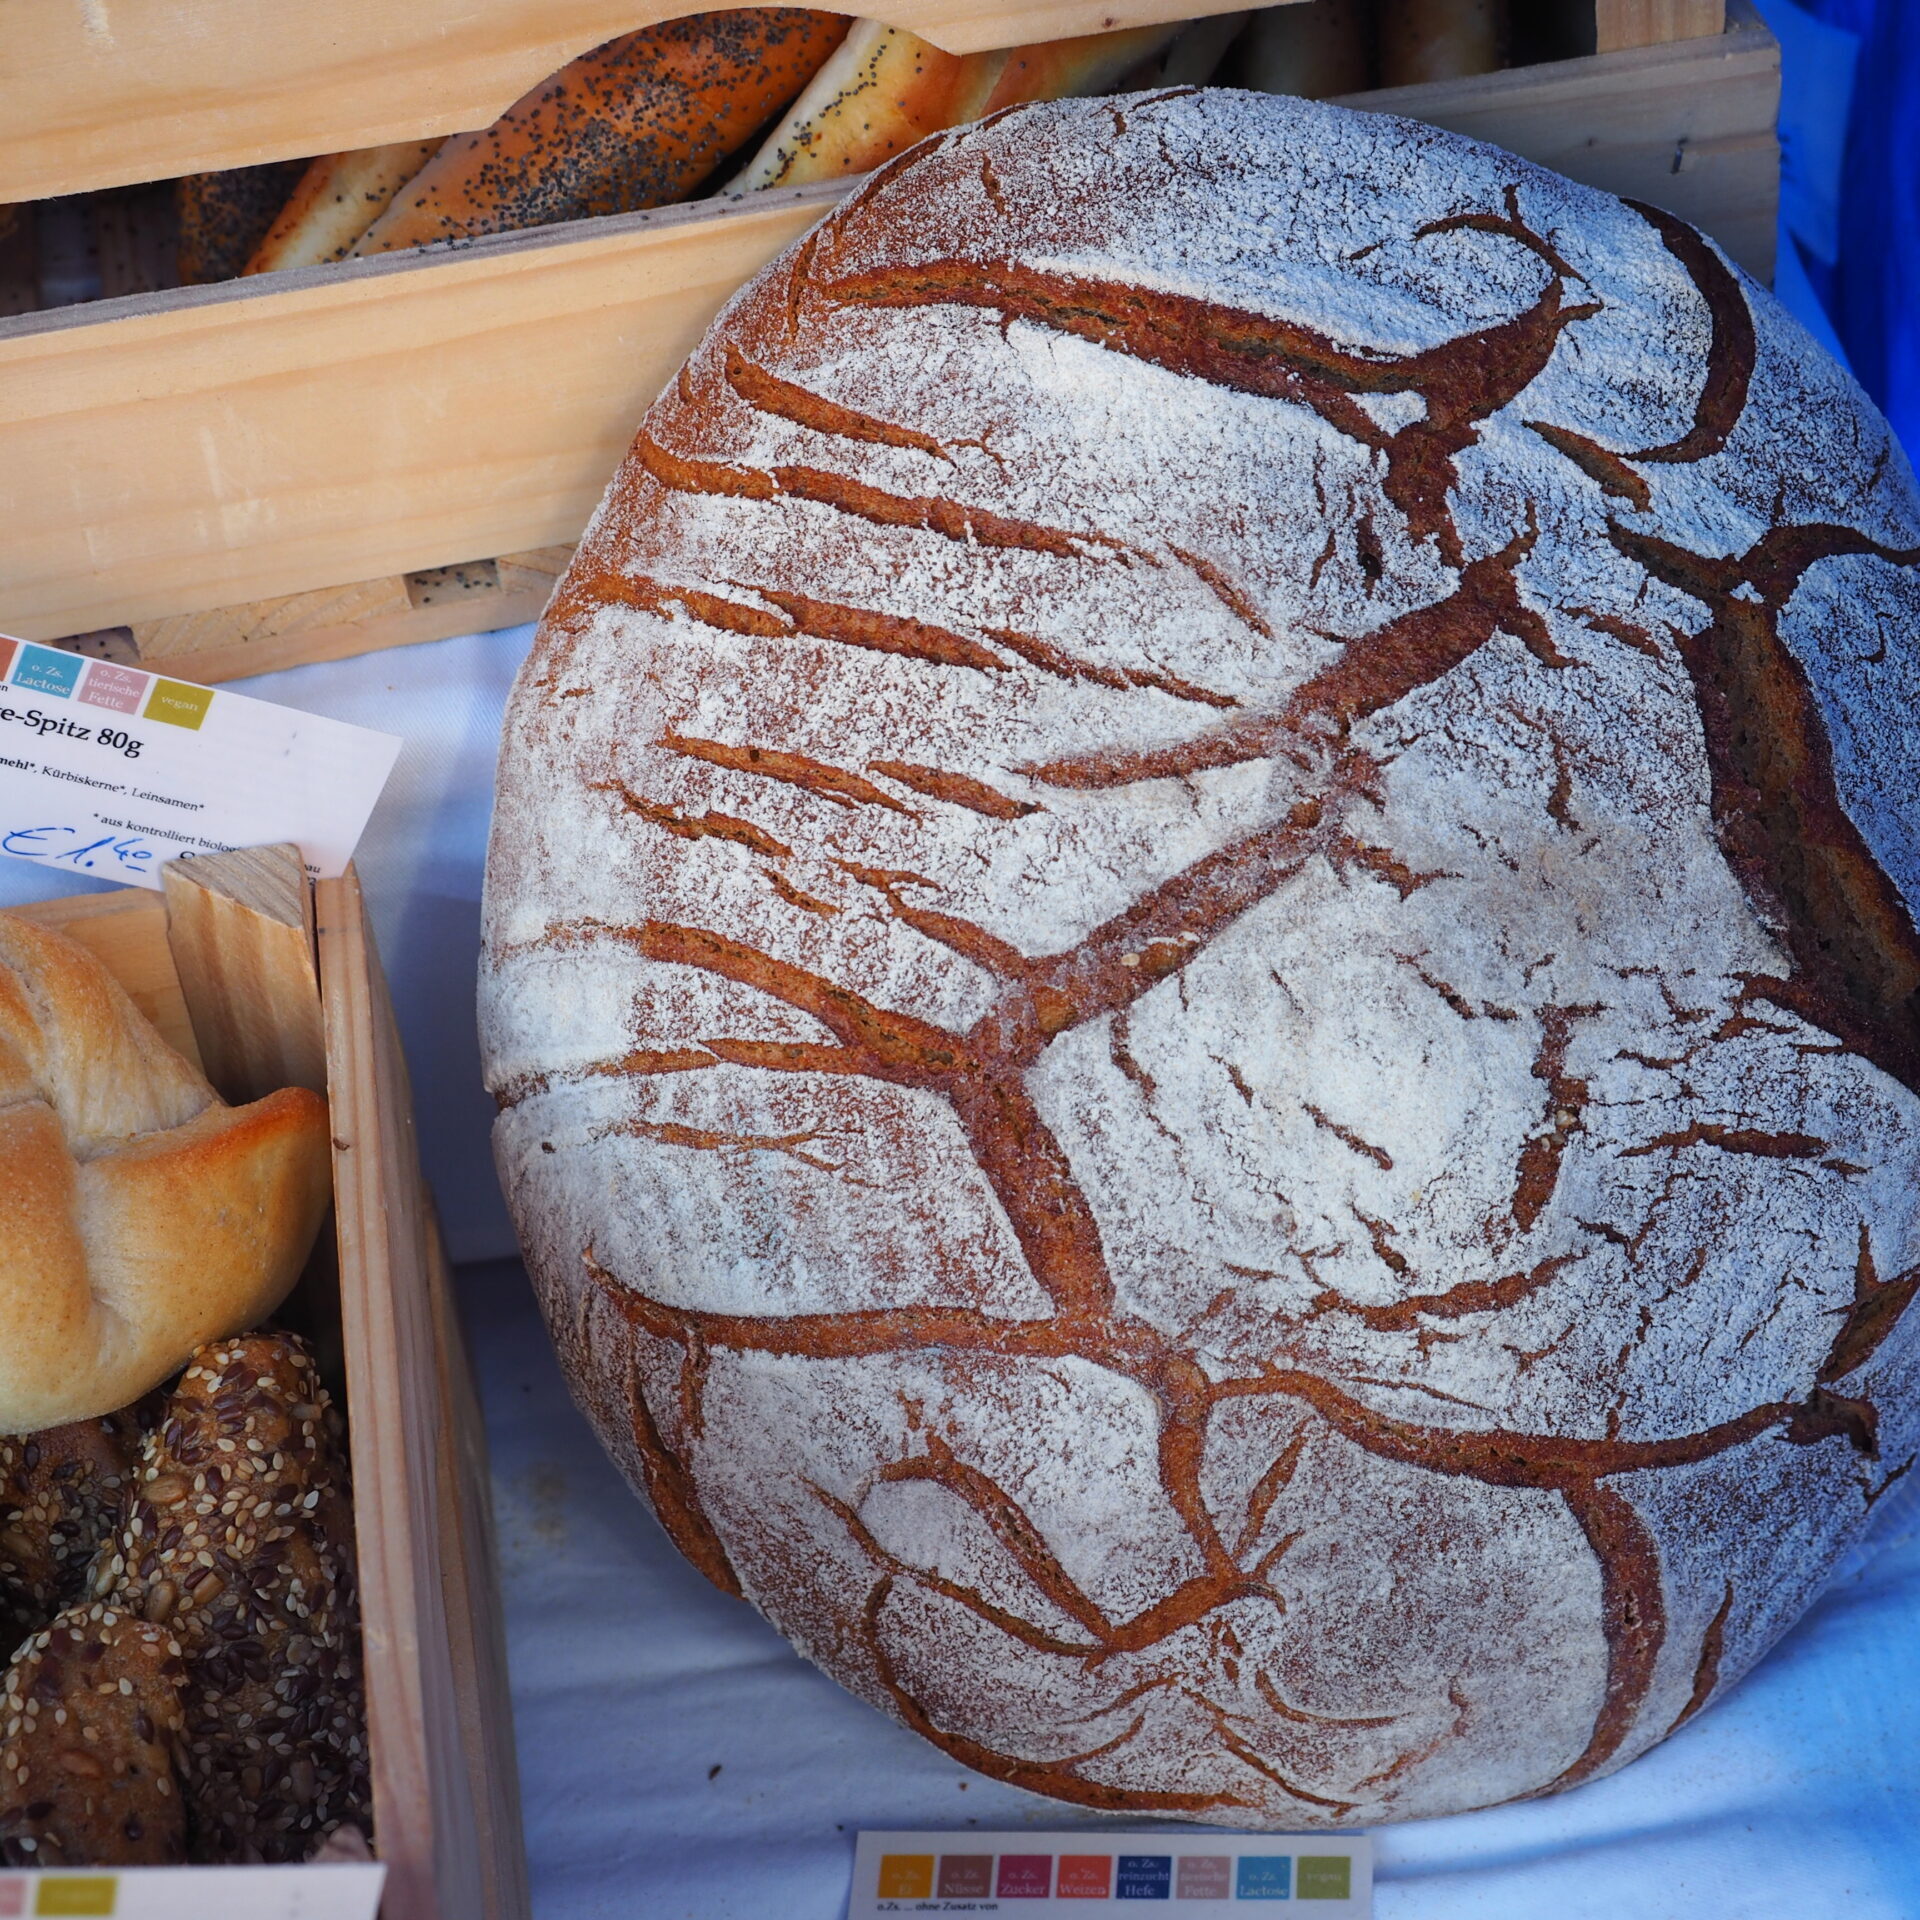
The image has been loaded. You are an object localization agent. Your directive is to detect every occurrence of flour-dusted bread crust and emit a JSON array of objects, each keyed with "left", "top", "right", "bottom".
[
  {"left": 0, "top": 914, "right": 332, "bottom": 1435},
  {"left": 481, "top": 90, "right": 1920, "bottom": 1824}
]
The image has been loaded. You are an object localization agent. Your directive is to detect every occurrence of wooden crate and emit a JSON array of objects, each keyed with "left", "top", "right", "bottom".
[
  {"left": 12, "top": 849, "right": 529, "bottom": 1920},
  {"left": 0, "top": 0, "right": 1774, "bottom": 679}
]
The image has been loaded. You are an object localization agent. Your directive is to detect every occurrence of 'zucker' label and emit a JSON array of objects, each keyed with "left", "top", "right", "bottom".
[{"left": 0, "top": 638, "right": 399, "bottom": 890}]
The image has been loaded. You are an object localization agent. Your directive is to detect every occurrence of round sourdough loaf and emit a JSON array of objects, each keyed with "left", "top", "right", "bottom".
[
  {"left": 0, "top": 913, "right": 331, "bottom": 1435},
  {"left": 481, "top": 89, "right": 1920, "bottom": 1823}
]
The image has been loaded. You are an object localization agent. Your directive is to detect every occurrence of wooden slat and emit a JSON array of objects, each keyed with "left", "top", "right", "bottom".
[
  {"left": 8, "top": 886, "right": 204, "bottom": 1069},
  {"left": 0, "top": 183, "right": 844, "bottom": 641},
  {"left": 425, "top": 1220, "right": 532, "bottom": 1920},
  {"left": 1332, "top": 8, "right": 1778, "bottom": 280},
  {"left": 1597, "top": 0, "right": 1726, "bottom": 53},
  {"left": 160, "top": 843, "right": 327, "bottom": 1102},
  {"left": 0, "top": 0, "right": 1277, "bottom": 204},
  {"left": 71, "top": 547, "right": 574, "bottom": 685},
  {"left": 319, "top": 866, "right": 527, "bottom": 1920}
]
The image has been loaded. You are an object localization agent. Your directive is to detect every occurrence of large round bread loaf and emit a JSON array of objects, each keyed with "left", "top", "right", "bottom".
[{"left": 481, "top": 89, "right": 1920, "bottom": 1823}]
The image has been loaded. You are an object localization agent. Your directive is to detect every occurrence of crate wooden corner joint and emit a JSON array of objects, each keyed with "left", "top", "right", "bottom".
[{"left": 17, "top": 849, "right": 529, "bottom": 1920}]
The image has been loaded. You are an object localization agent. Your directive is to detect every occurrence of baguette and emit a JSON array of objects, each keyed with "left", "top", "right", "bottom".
[
  {"left": 734, "top": 18, "right": 1183, "bottom": 192},
  {"left": 246, "top": 140, "right": 445, "bottom": 274},
  {"left": 352, "top": 11, "right": 848, "bottom": 257}
]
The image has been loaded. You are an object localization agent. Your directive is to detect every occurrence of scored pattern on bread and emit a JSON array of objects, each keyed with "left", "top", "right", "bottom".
[{"left": 483, "top": 91, "right": 1920, "bottom": 1823}]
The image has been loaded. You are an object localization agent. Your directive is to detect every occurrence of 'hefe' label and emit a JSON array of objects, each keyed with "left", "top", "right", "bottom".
[
  {"left": 0, "top": 638, "right": 400, "bottom": 890},
  {"left": 849, "top": 1831, "right": 1371, "bottom": 1916}
]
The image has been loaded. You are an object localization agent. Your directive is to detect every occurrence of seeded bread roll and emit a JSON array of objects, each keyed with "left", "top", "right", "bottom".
[
  {"left": 0, "top": 1607, "right": 188, "bottom": 1867},
  {"left": 482, "top": 90, "right": 1920, "bottom": 1824},
  {"left": 0, "top": 913, "right": 332, "bottom": 1436},
  {"left": 0, "top": 1417, "right": 137, "bottom": 1655},
  {"left": 351, "top": 11, "right": 849, "bottom": 257},
  {"left": 103, "top": 1333, "right": 366, "bottom": 1863}
]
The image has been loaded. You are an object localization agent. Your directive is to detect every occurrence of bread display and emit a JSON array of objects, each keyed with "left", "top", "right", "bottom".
[
  {"left": 348, "top": 11, "right": 851, "bottom": 258},
  {"left": 481, "top": 87, "right": 1920, "bottom": 1825},
  {"left": 0, "top": 1333, "right": 367, "bottom": 1865},
  {"left": 0, "top": 912, "right": 332, "bottom": 1436}
]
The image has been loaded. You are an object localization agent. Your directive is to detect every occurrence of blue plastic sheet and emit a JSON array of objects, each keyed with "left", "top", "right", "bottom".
[{"left": 1758, "top": 0, "right": 1920, "bottom": 456}]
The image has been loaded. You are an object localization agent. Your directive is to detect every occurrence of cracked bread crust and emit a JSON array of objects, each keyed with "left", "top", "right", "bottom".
[{"left": 480, "top": 89, "right": 1920, "bottom": 1824}]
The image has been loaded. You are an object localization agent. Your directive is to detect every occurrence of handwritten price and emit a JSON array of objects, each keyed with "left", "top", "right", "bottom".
[{"left": 1, "top": 826, "right": 158, "bottom": 876}]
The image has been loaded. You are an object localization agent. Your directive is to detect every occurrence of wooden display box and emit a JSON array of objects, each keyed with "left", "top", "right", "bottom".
[
  {"left": 0, "top": 0, "right": 1776, "bottom": 682},
  {"left": 13, "top": 851, "right": 528, "bottom": 1920}
]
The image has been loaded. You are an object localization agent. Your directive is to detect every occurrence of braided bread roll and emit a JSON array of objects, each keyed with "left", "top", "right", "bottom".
[
  {"left": 482, "top": 91, "right": 1920, "bottom": 1823},
  {"left": 0, "top": 915, "right": 331, "bottom": 1435}
]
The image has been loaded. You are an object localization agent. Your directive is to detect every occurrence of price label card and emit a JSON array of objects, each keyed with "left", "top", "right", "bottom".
[
  {"left": 0, "top": 1864, "right": 383, "bottom": 1917},
  {"left": 850, "top": 1830, "right": 1371, "bottom": 1916},
  {"left": 0, "top": 638, "right": 400, "bottom": 890}
]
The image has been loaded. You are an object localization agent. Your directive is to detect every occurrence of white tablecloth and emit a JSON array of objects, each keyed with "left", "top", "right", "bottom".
[{"left": 3, "top": 627, "right": 1914, "bottom": 1916}]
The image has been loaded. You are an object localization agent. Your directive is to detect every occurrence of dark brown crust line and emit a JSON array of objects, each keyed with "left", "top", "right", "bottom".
[{"left": 498, "top": 126, "right": 1920, "bottom": 1821}]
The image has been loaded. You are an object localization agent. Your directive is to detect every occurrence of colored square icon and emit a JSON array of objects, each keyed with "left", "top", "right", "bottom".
[
  {"left": 1117, "top": 1854, "right": 1171, "bottom": 1899},
  {"left": 78, "top": 663, "right": 146, "bottom": 715},
  {"left": 0, "top": 638, "right": 17, "bottom": 684},
  {"left": 1298, "top": 1856, "right": 1352, "bottom": 1900},
  {"left": 1059, "top": 1854, "right": 1114, "bottom": 1898},
  {"left": 1236, "top": 1855, "right": 1294, "bottom": 1900},
  {"left": 11, "top": 645, "right": 84, "bottom": 699},
  {"left": 33, "top": 1881, "right": 117, "bottom": 1917},
  {"left": 143, "top": 678, "right": 213, "bottom": 730},
  {"left": 876, "top": 1852, "right": 934, "bottom": 1899},
  {"left": 1177, "top": 1855, "right": 1232, "bottom": 1898},
  {"left": 998, "top": 1855, "right": 1054, "bottom": 1897},
  {"left": 937, "top": 1855, "right": 993, "bottom": 1898},
  {"left": 0, "top": 1877, "right": 24, "bottom": 1917}
]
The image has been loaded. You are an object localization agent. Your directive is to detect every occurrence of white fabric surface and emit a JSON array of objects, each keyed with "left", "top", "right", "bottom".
[
  {"left": 4, "top": 631, "right": 1914, "bottom": 1912},
  {"left": 462, "top": 1250, "right": 1920, "bottom": 1919}
]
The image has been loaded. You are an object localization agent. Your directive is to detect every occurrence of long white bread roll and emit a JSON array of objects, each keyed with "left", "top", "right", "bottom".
[
  {"left": 734, "top": 18, "right": 1181, "bottom": 193},
  {"left": 245, "top": 141, "right": 445, "bottom": 274}
]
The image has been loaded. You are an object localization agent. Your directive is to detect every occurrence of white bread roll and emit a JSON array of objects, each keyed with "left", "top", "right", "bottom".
[{"left": 0, "top": 913, "right": 331, "bottom": 1434}]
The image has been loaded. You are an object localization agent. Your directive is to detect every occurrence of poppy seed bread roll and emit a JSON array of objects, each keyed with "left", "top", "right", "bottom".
[
  {"left": 482, "top": 90, "right": 1920, "bottom": 1824},
  {"left": 352, "top": 11, "right": 848, "bottom": 257}
]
